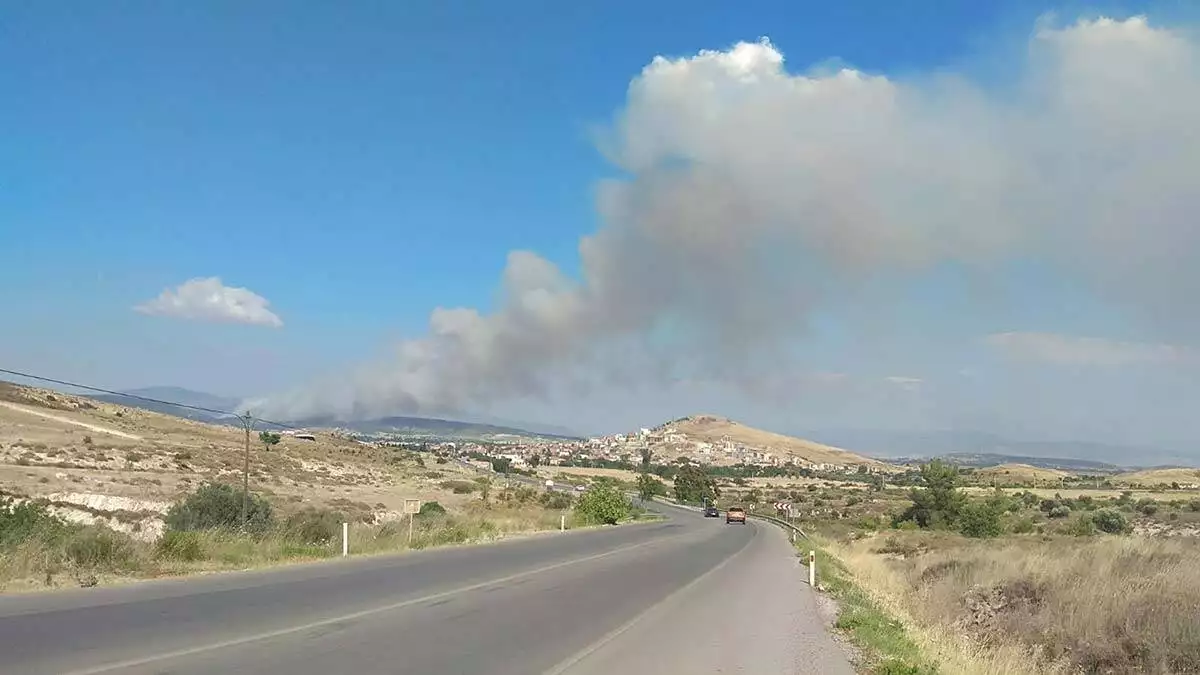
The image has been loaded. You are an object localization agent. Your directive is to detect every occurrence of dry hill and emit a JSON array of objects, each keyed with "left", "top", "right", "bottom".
[
  {"left": 643, "top": 414, "right": 887, "bottom": 468},
  {"left": 0, "top": 381, "right": 479, "bottom": 540},
  {"left": 1115, "top": 467, "right": 1200, "bottom": 487},
  {"left": 975, "top": 463, "right": 1072, "bottom": 483}
]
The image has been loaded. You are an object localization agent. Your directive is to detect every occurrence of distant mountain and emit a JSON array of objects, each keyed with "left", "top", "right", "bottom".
[
  {"left": 804, "top": 428, "right": 1197, "bottom": 469},
  {"left": 891, "top": 452, "right": 1124, "bottom": 473},
  {"left": 88, "top": 386, "right": 578, "bottom": 440},
  {"left": 293, "top": 415, "right": 581, "bottom": 440},
  {"left": 89, "top": 387, "right": 242, "bottom": 424}
]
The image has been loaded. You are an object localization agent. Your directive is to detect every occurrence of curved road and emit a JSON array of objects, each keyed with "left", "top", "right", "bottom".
[{"left": 0, "top": 504, "right": 853, "bottom": 674}]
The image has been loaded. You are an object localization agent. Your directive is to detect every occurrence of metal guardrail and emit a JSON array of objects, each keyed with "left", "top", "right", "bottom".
[{"left": 748, "top": 512, "right": 811, "bottom": 541}]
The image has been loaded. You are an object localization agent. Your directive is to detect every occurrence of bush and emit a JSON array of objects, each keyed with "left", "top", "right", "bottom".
[
  {"left": 958, "top": 501, "right": 1003, "bottom": 538},
  {"left": 156, "top": 530, "right": 203, "bottom": 561},
  {"left": 418, "top": 501, "right": 446, "bottom": 517},
  {"left": 1010, "top": 517, "right": 1036, "bottom": 534},
  {"left": 0, "top": 496, "right": 67, "bottom": 548},
  {"left": 575, "top": 483, "right": 632, "bottom": 525},
  {"left": 443, "top": 480, "right": 478, "bottom": 494},
  {"left": 1136, "top": 498, "right": 1159, "bottom": 516},
  {"left": 1092, "top": 508, "right": 1131, "bottom": 534},
  {"left": 1065, "top": 514, "right": 1096, "bottom": 536},
  {"left": 1188, "top": 500, "right": 1200, "bottom": 512},
  {"left": 165, "top": 483, "right": 274, "bottom": 533},
  {"left": 66, "top": 526, "right": 139, "bottom": 571},
  {"left": 1048, "top": 504, "right": 1072, "bottom": 519},
  {"left": 283, "top": 508, "right": 343, "bottom": 543},
  {"left": 539, "top": 491, "right": 574, "bottom": 510}
]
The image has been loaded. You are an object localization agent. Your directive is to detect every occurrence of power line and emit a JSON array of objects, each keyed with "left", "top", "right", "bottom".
[{"left": 0, "top": 367, "right": 299, "bottom": 430}]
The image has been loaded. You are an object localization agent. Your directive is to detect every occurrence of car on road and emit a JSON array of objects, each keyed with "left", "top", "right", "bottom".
[
  {"left": 725, "top": 506, "right": 746, "bottom": 524},
  {"left": 703, "top": 505, "right": 720, "bottom": 518},
  {"left": 575, "top": 484, "right": 587, "bottom": 492}
]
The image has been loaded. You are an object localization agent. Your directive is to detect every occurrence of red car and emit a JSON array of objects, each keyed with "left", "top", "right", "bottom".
[{"left": 726, "top": 506, "right": 746, "bottom": 524}]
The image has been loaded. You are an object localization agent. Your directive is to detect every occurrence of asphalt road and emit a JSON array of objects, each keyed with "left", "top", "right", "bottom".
[{"left": 0, "top": 504, "right": 853, "bottom": 674}]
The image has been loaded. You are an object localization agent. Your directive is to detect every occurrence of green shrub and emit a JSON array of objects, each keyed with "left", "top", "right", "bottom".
[
  {"left": 418, "top": 501, "right": 446, "bottom": 517},
  {"left": 66, "top": 526, "right": 139, "bottom": 571},
  {"left": 156, "top": 530, "right": 203, "bottom": 561},
  {"left": 165, "top": 483, "right": 274, "bottom": 533},
  {"left": 1136, "top": 498, "right": 1159, "bottom": 516},
  {"left": 1048, "top": 504, "right": 1072, "bottom": 519},
  {"left": 575, "top": 483, "right": 632, "bottom": 525},
  {"left": 0, "top": 496, "right": 67, "bottom": 548},
  {"left": 958, "top": 501, "right": 1003, "bottom": 538},
  {"left": 1092, "top": 508, "right": 1131, "bottom": 534},
  {"left": 1188, "top": 499, "right": 1200, "bottom": 512}
]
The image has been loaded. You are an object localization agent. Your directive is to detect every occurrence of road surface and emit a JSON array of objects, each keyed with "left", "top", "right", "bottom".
[{"left": 0, "top": 504, "right": 853, "bottom": 674}]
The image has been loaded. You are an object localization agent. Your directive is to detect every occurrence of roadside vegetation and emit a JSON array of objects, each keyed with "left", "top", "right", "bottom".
[
  {"left": 0, "top": 478, "right": 643, "bottom": 591},
  {"left": 729, "top": 460, "right": 1200, "bottom": 674}
]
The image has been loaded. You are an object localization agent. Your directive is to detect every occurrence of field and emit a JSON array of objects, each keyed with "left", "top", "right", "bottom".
[
  {"left": 0, "top": 381, "right": 620, "bottom": 591},
  {"left": 744, "top": 463, "right": 1200, "bottom": 673}
]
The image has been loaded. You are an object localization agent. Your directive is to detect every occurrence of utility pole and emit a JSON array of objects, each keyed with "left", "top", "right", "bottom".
[{"left": 240, "top": 411, "right": 254, "bottom": 528}]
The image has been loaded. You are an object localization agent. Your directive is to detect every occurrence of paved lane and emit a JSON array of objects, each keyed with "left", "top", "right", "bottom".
[{"left": 0, "top": 505, "right": 851, "bottom": 674}]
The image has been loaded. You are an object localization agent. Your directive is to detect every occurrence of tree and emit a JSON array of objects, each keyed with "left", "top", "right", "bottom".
[
  {"left": 528, "top": 453, "right": 541, "bottom": 469},
  {"left": 637, "top": 473, "right": 666, "bottom": 502},
  {"left": 640, "top": 447, "right": 652, "bottom": 473},
  {"left": 958, "top": 500, "right": 1003, "bottom": 538},
  {"left": 674, "top": 465, "right": 719, "bottom": 505},
  {"left": 895, "top": 459, "right": 965, "bottom": 529},
  {"left": 575, "top": 483, "right": 632, "bottom": 525},
  {"left": 259, "top": 431, "right": 281, "bottom": 452}
]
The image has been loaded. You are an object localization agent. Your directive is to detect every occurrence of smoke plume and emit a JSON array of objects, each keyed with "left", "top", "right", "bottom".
[{"left": 250, "top": 16, "right": 1200, "bottom": 422}]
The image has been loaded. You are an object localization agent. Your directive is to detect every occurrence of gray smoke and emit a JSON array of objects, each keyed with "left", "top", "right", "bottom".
[{"left": 249, "top": 16, "right": 1200, "bottom": 422}]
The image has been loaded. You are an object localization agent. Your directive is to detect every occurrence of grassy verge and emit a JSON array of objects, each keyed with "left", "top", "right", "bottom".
[
  {"left": 793, "top": 534, "right": 937, "bottom": 674},
  {"left": 1, "top": 486, "right": 649, "bottom": 592},
  {"left": 824, "top": 531, "right": 1200, "bottom": 674}
]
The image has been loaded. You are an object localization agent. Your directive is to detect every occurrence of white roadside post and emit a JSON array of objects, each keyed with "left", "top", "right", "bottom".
[
  {"left": 342, "top": 522, "right": 349, "bottom": 557},
  {"left": 560, "top": 513, "right": 565, "bottom": 531},
  {"left": 808, "top": 550, "right": 816, "bottom": 586}
]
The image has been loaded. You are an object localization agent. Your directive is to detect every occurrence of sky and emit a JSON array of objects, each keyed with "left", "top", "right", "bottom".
[{"left": 4, "top": 1, "right": 1200, "bottom": 456}]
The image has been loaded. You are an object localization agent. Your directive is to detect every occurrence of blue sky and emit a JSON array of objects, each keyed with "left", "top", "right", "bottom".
[{"left": 4, "top": 1, "right": 1199, "bottom": 455}]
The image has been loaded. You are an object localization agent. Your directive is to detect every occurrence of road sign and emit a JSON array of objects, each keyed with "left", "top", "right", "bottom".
[{"left": 403, "top": 499, "right": 421, "bottom": 515}]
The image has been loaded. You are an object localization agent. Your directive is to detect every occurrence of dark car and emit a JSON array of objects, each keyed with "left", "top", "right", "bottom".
[
  {"left": 703, "top": 505, "right": 720, "bottom": 518},
  {"left": 726, "top": 506, "right": 747, "bottom": 524}
]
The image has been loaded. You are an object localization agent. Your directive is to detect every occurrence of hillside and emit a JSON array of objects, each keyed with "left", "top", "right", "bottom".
[
  {"left": 1115, "top": 467, "right": 1200, "bottom": 487},
  {"left": 0, "top": 380, "right": 484, "bottom": 542},
  {"left": 974, "top": 463, "right": 1072, "bottom": 483},
  {"left": 644, "top": 415, "right": 886, "bottom": 468},
  {"left": 85, "top": 385, "right": 577, "bottom": 441}
]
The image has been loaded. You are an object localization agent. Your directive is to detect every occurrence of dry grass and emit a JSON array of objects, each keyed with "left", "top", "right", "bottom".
[
  {"left": 824, "top": 531, "right": 1200, "bottom": 674},
  {"left": 1116, "top": 468, "right": 1200, "bottom": 486},
  {"left": 973, "top": 464, "right": 1072, "bottom": 484}
]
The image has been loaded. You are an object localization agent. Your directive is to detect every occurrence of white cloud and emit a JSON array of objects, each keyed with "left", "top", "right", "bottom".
[
  {"left": 252, "top": 15, "right": 1200, "bottom": 421},
  {"left": 984, "top": 331, "right": 1191, "bottom": 366},
  {"left": 135, "top": 277, "right": 283, "bottom": 328}
]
